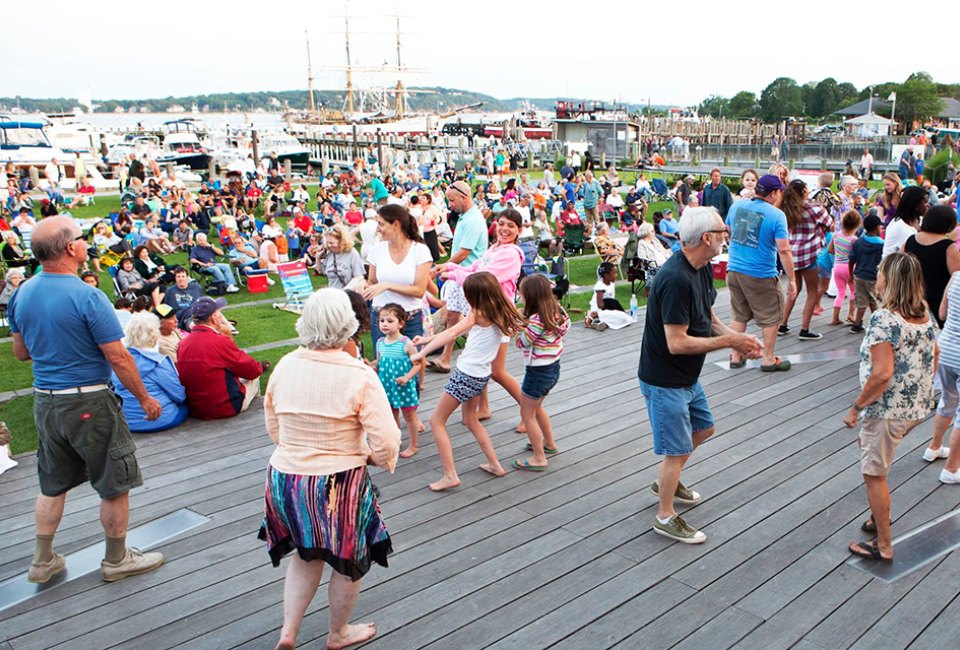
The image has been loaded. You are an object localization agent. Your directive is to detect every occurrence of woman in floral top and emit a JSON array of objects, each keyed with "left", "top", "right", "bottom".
[{"left": 844, "top": 252, "right": 939, "bottom": 562}]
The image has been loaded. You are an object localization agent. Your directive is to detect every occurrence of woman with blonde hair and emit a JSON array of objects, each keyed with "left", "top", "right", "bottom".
[
  {"left": 844, "top": 252, "right": 938, "bottom": 562},
  {"left": 322, "top": 224, "right": 365, "bottom": 290}
]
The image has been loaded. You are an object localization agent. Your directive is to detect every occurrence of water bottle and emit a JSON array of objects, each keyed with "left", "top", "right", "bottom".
[{"left": 629, "top": 294, "right": 639, "bottom": 321}]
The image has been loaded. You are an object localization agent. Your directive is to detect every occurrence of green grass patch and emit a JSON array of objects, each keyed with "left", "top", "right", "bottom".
[
  {"left": 0, "top": 343, "right": 34, "bottom": 393},
  {"left": 2, "top": 395, "right": 36, "bottom": 456}
]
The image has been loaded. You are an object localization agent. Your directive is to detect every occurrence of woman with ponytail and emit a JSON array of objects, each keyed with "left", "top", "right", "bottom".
[{"left": 363, "top": 204, "right": 433, "bottom": 345}]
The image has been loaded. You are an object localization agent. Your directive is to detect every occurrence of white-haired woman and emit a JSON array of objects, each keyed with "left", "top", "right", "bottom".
[
  {"left": 110, "top": 312, "right": 188, "bottom": 433},
  {"left": 259, "top": 288, "right": 401, "bottom": 650},
  {"left": 635, "top": 222, "right": 672, "bottom": 268},
  {"left": 322, "top": 224, "right": 365, "bottom": 290}
]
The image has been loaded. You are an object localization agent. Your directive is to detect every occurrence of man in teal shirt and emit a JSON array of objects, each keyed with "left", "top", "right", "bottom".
[
  {"left": 434, "top": 180, "right": 488, "bottom": 371},
  {"left": 582, "top": 170, "right": 603, "bottom": 233},
  {"left": 370, "top": 175, "right": 388, "bottom": 205}
]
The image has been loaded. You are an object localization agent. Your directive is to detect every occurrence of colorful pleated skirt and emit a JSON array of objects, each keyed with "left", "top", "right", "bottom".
[{"left": 258, "top": 464, "right": 392, "bottom": 580}]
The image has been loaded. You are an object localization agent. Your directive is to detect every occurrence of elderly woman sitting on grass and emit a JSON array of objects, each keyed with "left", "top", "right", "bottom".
[{"left": 111, "top": 312, "right": 188, "bottom": 433}]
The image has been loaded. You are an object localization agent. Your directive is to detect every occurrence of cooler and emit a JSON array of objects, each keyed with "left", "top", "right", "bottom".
[
  {"left": 247, "top": 271, "right": 270, "bottom": 293},
  {"left": 712, "top": 254, "right": 728, "bottom": 281}
]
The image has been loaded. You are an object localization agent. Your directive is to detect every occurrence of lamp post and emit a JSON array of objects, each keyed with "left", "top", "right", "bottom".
[{"left": 888, "top": 92, "right": 898, "bottom": 136}]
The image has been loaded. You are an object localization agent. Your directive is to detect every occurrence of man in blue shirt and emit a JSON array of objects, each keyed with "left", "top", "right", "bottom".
[
  {"left": 9, "top": 216, "right": 164, "bottom": 584},
  {"left": 702, "top": 168, "right": 733, "bottom": 219},
  {"left": 725, "top": 175, "right": 797, "bottom": 371},
  {"left": 434, "top": 180, "right": 488, "bottom": 371},
  {"left": 190, "top": 233, "right": 239, "bottom": 292},
  {"left": 581, "top": 171, "right": 603, "bottom": 233}
]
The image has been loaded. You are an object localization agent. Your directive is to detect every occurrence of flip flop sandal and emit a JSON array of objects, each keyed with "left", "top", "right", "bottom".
[
  {"left": 849, "top": 540, "right": 891, "bottom": 562},
  {"left": 860, "top": 517, "right": 891, "bottom": 533},
  {"left": 512, "top": 459, "right": 548, "bottom": 472},
  {"left": 760, "top": 356, "right": 791, "bottom": 372},
  {"left": 525, "top": 443, "right": 558, "bottom": 454},
  {"left": 729, "top": 356, "right": 747, "bottom": 369}
]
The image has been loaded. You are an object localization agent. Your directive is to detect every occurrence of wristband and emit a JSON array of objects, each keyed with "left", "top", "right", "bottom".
[{"left": 852, "top": 402, "right": 864, "bottom": 412}]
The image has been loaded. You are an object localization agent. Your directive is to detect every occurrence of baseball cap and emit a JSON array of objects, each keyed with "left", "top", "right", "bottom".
[
  {"left": 190, "top": 296, "right": 228, "bottom": 320},
  {"left": 756, "top": 174, "right": 787, "bottom": 193},
  {"left": 152, "top": 303, "right": 175, "bottom": 319}
]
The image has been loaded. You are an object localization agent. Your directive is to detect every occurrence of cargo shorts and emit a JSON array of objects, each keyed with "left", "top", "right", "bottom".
[{"left": 34, "top": 389, "right": 143, "bottom": 499}]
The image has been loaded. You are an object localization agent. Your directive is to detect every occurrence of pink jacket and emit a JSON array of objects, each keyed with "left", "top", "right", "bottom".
[{"left": 448, "top": 243, "right": 523, "bottom": 301}]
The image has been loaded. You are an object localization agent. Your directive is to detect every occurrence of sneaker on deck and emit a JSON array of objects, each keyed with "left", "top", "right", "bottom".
[
  {"left": 653, "top": 514, "right": 706, "bottom": 544},
  {"left": 940, "top": 468, "right": 960, "bottom": 484},
  {"left": 798, "top": 329, "right": 822, "bottom": 340},
  {"left": 101, "top": 547, "right": 164, "bottom": 582},
  {"left": 777, "top": 325, "right": 791, "bottom": 337},
  {"left": 650, "top": 480, "right": 702, "bottom": 505},
  {"left": 27, "top": 552, "right": 65, "bottom": 584},
  {"left": 923, "top": 447, "right": 950, "bottom": 462}
]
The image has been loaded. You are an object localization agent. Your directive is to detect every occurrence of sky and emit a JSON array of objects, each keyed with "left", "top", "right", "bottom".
[{"left": 4, "top": 0, "right": 956, "bottom": 109}]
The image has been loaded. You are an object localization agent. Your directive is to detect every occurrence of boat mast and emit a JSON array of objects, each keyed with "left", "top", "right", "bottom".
[
  {"left": 305, "top": 31, "right": 316, "bottom": 114},
  {"left": 344, "top": 7, "right": 355, "bottom": 116},
  {"left": 395, "top": 14, "right": 404, "bottom": 120}
]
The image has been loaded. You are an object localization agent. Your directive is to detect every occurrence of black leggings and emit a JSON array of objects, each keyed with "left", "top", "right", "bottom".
[{"left": 423, "top": 230, "right": 441, "bottom": 262}]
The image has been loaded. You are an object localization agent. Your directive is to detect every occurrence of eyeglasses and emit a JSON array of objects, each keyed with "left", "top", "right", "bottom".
[
  {"left": 71, "top": 234, "right": 86, "bottom": 242},
  {"left": 449, "top": 185, "right": 471, "bottom": 198}
]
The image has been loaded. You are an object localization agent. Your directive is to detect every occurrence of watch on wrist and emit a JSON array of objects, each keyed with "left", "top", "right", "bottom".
[{"left": 852, "top": 402, "right": 864, "bottom": 412}]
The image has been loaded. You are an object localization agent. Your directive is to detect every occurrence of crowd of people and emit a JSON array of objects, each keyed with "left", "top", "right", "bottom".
[{"left": 6, "top": 148, "right": 960, "bottom": 649}]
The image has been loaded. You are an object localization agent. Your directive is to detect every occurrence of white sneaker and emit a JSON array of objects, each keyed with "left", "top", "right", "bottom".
[
  {"left": 225, "top": 285, "right": 240, "bottom": 293},
  {"left": 923, "top": 447, "right": 950, "bottom": 462},
  {"left": 267, "top": 278, "right": 276, "bottom": 286},
  {"left": 940, "top": 468, "right": 960, "bottom": 484}
]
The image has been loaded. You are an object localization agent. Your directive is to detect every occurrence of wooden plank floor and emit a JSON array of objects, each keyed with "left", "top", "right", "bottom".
[{"left": 3, "top": 290, "right": 959, "bottom": 650}]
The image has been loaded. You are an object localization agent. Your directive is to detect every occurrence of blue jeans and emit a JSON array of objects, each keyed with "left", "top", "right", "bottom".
[
  {"left": 201, "top": 263, "right": 237, "bottom": 286},
  {"left": 639, "top": 379, "right": 714, "bottom": 456}
]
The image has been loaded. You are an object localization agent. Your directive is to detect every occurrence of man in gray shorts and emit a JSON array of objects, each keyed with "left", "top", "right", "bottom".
[{"left": 8, "top": 216, "right": 165, "bottom": 584}]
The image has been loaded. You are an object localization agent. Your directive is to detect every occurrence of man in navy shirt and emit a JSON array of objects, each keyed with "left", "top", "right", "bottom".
[
  {"left": 639, "top": 208, "right": 762, "bottom": 544},
  {"left": 190, "top": 233, "right": 239, "bottom": 292},
  {"left": 9, "top": 216, "right": 165, "bottom": 584}
]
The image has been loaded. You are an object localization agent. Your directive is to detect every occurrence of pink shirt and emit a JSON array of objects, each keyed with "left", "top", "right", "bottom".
[{"left": 447, "top": 243, "right": 523, "bottom": 301}]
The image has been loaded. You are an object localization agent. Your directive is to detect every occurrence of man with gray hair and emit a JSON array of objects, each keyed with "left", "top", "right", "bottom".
[
  {"left": 8, "top": 215, "right": 165, "bottom": 584},
  {"left": 640, "top": 207, "right": 762, "bottom": 543},
  {"left": 190, "top": 232, "right": 239, "bottom": 293}
]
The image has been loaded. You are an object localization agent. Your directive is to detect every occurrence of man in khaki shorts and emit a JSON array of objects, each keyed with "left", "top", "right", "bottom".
[
  {"left": 725, "top": 174, "right": 798, "bottom": 371},
  {"left": 8, "top": 216, "right": 165, "bottom": 584}
]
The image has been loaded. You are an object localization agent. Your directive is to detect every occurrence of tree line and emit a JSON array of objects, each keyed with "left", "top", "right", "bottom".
[{"left": 697, "top": 72, "right": 952, "bottom": 126}]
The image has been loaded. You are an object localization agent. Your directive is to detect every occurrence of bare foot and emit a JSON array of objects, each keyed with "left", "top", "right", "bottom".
[
  {"left": 429, "top": 476, "right": 461, "bottom": 491},
  {"left": 515, "top": 421, "right": 527, "bottom": 434},
  {"left": 276, "top": 635, "right": 295, "bottom": 650},
  {"left": 478, "top": 411, "right": 492, "bottom": 421},
  {"left": 327, "top": 623, "right": 377, "bottom": 649},
  {"left": 399, "top": 446, "right": 418, "bottom": 458},
  {"left": 479, "top": 463, "right": 506, "bottom": 477},
  {"left": 417, "top": 420, "right": 425, "bottom": 433},
  {"left": 828, "top": 320, "right": 842, "bottom": 325}
]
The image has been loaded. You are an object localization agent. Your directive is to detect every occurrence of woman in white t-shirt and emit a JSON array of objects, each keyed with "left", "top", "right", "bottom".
[{"left": 362, "top": 204, "right": 433, "bottom": 345}]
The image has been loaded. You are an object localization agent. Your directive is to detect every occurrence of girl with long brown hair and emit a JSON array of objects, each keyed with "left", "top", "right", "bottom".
[
  {"left": 513, "top": 274, "right": 571, "bottom": 471},
  {"left": 411, "top": 272, "right": 525, "bottom": 491},
  {"left": 779, "top": 180, "right": 834, "bottom": 340}
]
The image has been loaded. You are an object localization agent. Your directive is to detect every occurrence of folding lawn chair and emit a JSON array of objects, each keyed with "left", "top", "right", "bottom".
[
  {"left": 562, "top": 223, "right": 585, "bottom": 256},
  {"left": 650, "top": 177, "right": 671, "bottom": 202},
  {"left": 272, "top": 260, "right": 314, "bottom": 314}
]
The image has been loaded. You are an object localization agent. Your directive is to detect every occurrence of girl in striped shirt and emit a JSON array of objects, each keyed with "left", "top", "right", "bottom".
[
  {"left": 513, "top": 274, "right": 571, "bottom": 471},
  {"left": 829, "top": 210, "right": 862, "bottom": 325}
]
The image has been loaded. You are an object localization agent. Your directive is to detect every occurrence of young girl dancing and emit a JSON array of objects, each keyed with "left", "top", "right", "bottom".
[
  {"left": 374, "top": 304, "right": 425, "bottom": 458},
  {"left": 513, "top": 274, "right": 571, "bottom": 471},
  {"left": 412, "top": 272, "right": 525, "bottom": 491},
  {"left": 829, "top": 210, "right": 861, "bottom": 325}
]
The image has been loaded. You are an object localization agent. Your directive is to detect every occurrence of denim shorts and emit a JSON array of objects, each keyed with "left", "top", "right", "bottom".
[
  {"left": 817, "top": 261, "right": 833, "bottom": 280},
  {"left": 521, "top": 361, "right": 560, "bottom": 399},
  {"left": 639, "top": 379, "right": 714, "bottom": 456}
]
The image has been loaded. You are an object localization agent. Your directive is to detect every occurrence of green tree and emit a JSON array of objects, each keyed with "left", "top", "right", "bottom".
[
  {"left": 809, "top": 78, "right": 840, "bottom": 118},
  {"left": 727, "top": 91, "right": 757, "bottom": 119},
  {"left": 896, "top": 72, "right": 944, "bottom": 126},
  {"left": 698, "top": 94, "right": 729, "bottom": 118},
  {"left": 759, "top": 77, "right": 803, "bottom": 122}
]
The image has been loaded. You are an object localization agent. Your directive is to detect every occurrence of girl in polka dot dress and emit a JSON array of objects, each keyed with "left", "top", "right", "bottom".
[{"left": 374, "top": 304, "right": 424, "bottom": 458}]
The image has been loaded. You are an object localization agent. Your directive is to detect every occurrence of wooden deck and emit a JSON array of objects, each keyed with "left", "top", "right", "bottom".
[{"left": 2, "top": 291, "right": 959, "bottom": 650}]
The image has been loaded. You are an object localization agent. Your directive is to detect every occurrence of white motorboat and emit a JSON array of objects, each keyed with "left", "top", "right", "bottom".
[
  {"left": 160, "top": 120, "right": 212, "bottom": 170},
  {"left": 257, "top": 132, "right": 309, "bottom": 167}
]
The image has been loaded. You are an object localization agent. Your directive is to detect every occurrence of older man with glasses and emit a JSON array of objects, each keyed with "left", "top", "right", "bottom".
[{"left": 8, "top": 215, "right": 165, "bottom": 584}]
